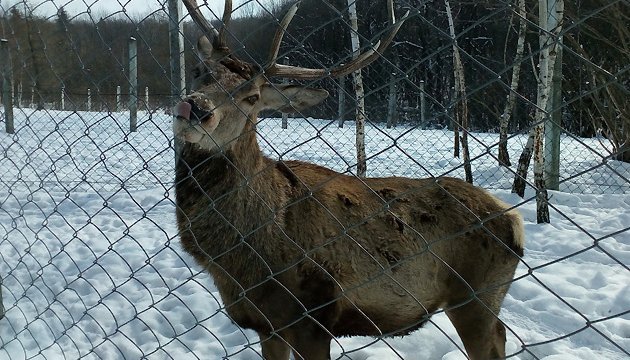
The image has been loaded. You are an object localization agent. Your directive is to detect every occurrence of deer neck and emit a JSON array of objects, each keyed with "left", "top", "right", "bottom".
[
  {"left": 175, "top": 118, "right": 284, "bottom": 292},
  {"left": 176, "top": 118, "right": 265, "bottom": 188}
]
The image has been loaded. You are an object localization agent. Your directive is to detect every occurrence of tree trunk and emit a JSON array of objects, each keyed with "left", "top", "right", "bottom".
[
  {"left": 498, "top": 0, "right": 527, "bottom": 167},
  {"left": 347, "top": 0, "right": 367, "bottom": 177},
  {"left": 512, "top": 128, "right": 535, "bottom": 197},
  {"left": 25, "top": 13, "right": 43, "bottom": 110},
  {"left": 532, "top": 0, "right": 564, "bottom": 223},
  {"left": 445, "top": 0, "right": 472, "bottom": 183}
]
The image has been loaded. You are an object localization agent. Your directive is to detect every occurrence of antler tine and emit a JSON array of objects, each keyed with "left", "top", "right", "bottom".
[
  {"left": 216, "top": 0, "right": 233, "bottom": 50},
  {"left": 266, "top": 1, "right": 300, "bottom": 69},
  {"left": 264, "top": 0, "right": 409, "bottom": 80},
  {"left": 183, "top": 0, "right": 232, "bottom": 51}
]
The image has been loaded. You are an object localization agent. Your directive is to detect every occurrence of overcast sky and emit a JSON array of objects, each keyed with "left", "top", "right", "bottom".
[{"left": 1, "top": 0, "right": 245, "bottom": 19}]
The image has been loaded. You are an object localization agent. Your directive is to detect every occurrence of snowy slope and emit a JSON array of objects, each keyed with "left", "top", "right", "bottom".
[{"left": 0, "top": 109, "right": 628, "bottom": 359}]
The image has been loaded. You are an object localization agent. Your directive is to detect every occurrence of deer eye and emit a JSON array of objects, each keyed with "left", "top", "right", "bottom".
[{"left": 245, "top": 95, "right": 259, "bottom": 105}]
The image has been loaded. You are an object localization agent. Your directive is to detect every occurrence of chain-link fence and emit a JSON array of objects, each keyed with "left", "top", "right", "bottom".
[{"left": 1, "top": 0, "right": 628, "bottom": 359}]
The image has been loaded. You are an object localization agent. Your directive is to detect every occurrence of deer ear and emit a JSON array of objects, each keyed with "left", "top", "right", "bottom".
[
  {"left": 260, "top": 84, "right": 329, "bottom": 113},
  {"left": 197, "top": 36, "right": 213, "bottom": 59}
]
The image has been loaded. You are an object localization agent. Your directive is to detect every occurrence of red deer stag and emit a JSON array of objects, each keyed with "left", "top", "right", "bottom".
[{"left": 174, "top": 1, "right": 524, "bottom": 359}]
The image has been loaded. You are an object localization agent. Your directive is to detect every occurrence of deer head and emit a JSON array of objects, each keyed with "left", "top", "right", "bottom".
[{"left": 174, "top": 0, "right": 408, "bottom": 152}]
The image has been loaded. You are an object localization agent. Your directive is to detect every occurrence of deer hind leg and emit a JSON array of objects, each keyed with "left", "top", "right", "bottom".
[{"left": 445, "top": 295, "right": 507, "bottom": 360}]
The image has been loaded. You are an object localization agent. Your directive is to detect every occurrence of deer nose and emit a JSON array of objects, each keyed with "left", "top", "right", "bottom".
[
  {"left": 186, "top": 99, "right": 214, "bottom": 124},
  {"left": 174, "top": 98, "right": 213, "bottom": 124}
]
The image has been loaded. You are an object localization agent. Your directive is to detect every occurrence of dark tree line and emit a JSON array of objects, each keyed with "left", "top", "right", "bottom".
[{"left": 1, "top": 0, "right": 627, "bottom": 142}]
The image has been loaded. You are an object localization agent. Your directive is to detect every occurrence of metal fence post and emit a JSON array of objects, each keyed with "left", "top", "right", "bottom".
[
  {"left": 1, "top": 39, "right": 14, "bottom": 134},
  {"left": 87, "top": 88, "right": 91, "bottom": 111},
  {"left": 129, "top": 37, "right": 138, "bottom": 132},
  {"left": 61, "top": 86, "right": 65, "bottom": 110},
  {"left": 169, "top": 0, "right": 185, "bottom": 163}
]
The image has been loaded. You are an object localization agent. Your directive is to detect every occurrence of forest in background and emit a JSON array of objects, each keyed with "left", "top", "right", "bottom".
[{"left": 0, "top": 0, "right": 627, "bottom": 139}]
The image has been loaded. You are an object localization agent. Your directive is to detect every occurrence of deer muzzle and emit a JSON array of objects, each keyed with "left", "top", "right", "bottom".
[{"left": 174, "top": 99, "right": 213, "bottom": 125}]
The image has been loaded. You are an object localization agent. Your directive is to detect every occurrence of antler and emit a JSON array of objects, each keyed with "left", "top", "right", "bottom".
[
  {"left": 183, "top": 0, "right": 408, "bottom": 79},
  {"left": 264, "top": 0, "right": 410, "bottom": 80},
  {"left": 182, "top": 0, "right": 232, "bottom": 52}
]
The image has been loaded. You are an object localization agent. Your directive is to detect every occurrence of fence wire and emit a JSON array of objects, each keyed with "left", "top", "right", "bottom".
[{"left": 0, "top": 0, "right": 628, "bottom": 359}]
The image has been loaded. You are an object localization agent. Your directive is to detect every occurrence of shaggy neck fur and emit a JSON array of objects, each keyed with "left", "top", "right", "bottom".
[{"left": 174, "top": 118, "right": 291, "bottom": 294}]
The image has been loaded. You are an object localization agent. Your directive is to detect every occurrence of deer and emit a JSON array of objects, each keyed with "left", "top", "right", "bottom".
[{"left": 173, "top": 1, "right": 524, "bottom": 359}]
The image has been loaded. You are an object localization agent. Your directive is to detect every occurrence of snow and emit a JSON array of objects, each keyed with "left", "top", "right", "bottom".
[{"left": 0, "top": 109, "right": 628, "bottom": 359}]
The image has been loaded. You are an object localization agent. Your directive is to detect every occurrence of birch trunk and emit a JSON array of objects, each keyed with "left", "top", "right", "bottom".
[
  {"left": 512, "top": 128, "right": 535, "bottom": 197},
  {"left": 347, "top": 0, "right": 367, "bottom": 177},
  {"left": 445, "top": 0, "right": 472, "bottom": 183},
  {"left": 498, "top": 0, "right": 527, "bottom": 167},
  {"left": 533, "top": 0, "right": 564, "bottom": 223}
]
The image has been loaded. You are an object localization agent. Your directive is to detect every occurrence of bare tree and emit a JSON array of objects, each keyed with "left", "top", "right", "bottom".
[
  {"left": 564, "top": 1, "right": 630, "bottom": 163},
  {"left": 498, "top": 0, "right": 527, "bottom": 167},
  {"left": 346, "top": 0, "right": 367, "bottom": 177},
  {"left": 512, "top": 0, "right": 564, "bottom": 224},
  {"left": 445, "top": 0, "right": 472, "bottom": 183},
  {"left": 533, "top": 0, "right": 564, "bottom": 223}
]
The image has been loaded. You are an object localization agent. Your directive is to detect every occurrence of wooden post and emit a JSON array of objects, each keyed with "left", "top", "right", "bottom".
[
  {"left": 281, "top": 76, "right": 288, "bottom": 129},
  {"left": 419, "top": 80, "right": 426, "bottom": 125},
  {"left": 0, "top": 275, "right": 4, "bottom": 320},
  {"left": 116, "top": 85, "right": 121, "bottom": 112},
  {"left": 169, "top": 0, "right": 186, "bottom": 163},
  {"left": 128, "top": 36, "right": 138, "bottom": 132},
  {"left": 16, "top": 81, "right": 22, "bottom": 108},
  {"left": 386, "top": 72, "right": 397, "bottom": 128},
  {"left": 1, "top": 39, "right": 15, "bottom": 134},
  {"left": 338, "top": 71, "right": 346, "bottom": 128},
  {"left": 87, "top": 88, "right": 91, "bottom": 111},
  {"left": 281, "top": 111, "right": 288, "bottom": 129},
  {"left": 145, "top": 86, "right": 149, "bottom": 110}
]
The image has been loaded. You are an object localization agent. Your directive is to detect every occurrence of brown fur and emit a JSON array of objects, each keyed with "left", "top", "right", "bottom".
[{"left": 174, "top": 39, "right": 524, "bottom": 360}]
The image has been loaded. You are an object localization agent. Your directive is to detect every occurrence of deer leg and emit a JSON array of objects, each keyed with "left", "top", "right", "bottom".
[
  {"left": 259, "top": 333, "right": 290, "bottom": 360},
  {"left": 445, "top": 298, "right": 507, "bottom": 360},
  {"left": 288, "top": 325, "right": 332, "bottom": 360}
]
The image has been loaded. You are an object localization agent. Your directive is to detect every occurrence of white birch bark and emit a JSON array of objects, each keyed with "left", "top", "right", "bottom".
[
  {"left": 533, "top": 0, "right": 564, "bottom": 223},
  {"left": 498, "top": 0, "right": 527, "bottom": 167},
  {"left": 347, "top": 0, "right": 367, "bottom": 177},
  {"left": 445, "top": 0, "right": 472, "bottom": 183},
  {"left": 512, "top": 128, "right": 535, "bottom": 197}
]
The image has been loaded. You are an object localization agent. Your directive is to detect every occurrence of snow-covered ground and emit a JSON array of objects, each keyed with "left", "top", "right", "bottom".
[{"left": 0, "top": 109, "right": 628, "bottom": 359}]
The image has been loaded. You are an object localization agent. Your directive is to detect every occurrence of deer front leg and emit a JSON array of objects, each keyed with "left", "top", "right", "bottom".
[
  {"left": 288, "top": 326, "right": 332, "bottom": 360},
  {"left": 259, "top": 333, "right": 290, "bottom": 360}
]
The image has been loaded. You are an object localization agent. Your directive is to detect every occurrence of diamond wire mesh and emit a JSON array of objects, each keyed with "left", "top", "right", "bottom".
[{"left": 0, "top": 0, "right": 628, "bottom": 359}]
